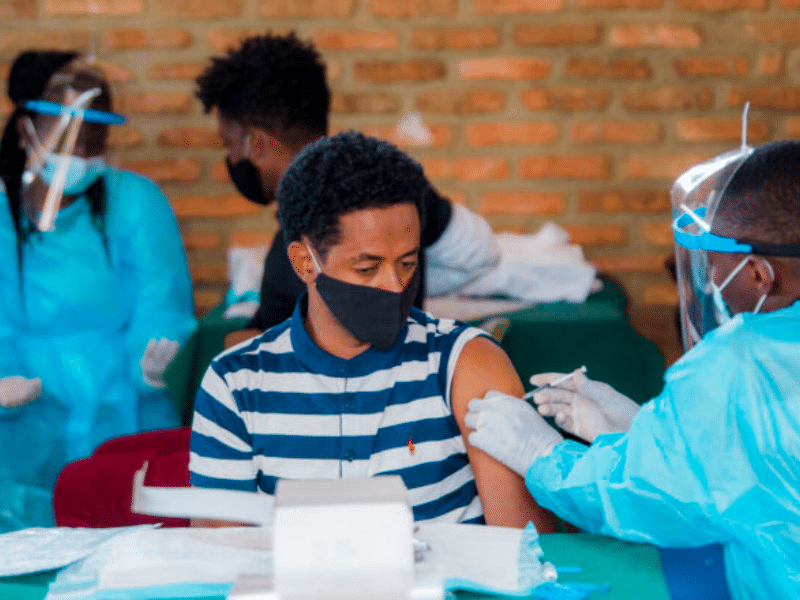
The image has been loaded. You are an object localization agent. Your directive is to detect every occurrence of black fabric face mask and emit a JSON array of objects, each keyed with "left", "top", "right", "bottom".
[
  {"left": 226, "top": 156, "right": 274, "bottom": 206},
  {"left": 315, "top": 266, "right": 420, "bottom": 349}
]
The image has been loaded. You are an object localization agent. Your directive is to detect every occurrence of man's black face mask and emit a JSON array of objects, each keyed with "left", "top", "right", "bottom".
[{"left": 226, "top": 156, "right": 273, "bottom": 206}]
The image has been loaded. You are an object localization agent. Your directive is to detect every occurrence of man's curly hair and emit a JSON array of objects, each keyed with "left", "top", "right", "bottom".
[
  {"left": 277, "top": 131, "right": 428, "bottom": 260},
  {"left": 195, "top": 32, "right": 328, "bottom": 147}
]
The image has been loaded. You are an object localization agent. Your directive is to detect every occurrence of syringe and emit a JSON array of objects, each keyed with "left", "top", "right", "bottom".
[{"left": 522, "top": 365, "right": 587, "bottom": 402}]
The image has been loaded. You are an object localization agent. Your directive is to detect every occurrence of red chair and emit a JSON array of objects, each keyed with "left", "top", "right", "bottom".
[{"left": 53, "top": 427, "right": 192, "bottom": 528}]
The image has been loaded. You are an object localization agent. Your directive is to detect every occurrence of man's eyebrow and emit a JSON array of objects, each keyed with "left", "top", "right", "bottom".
[{"left": 352, "top": 247, "right": 420, "bottom": 262}]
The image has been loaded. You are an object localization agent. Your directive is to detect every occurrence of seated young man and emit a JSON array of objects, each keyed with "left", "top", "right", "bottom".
[{"left": 189, "top": 132, "right": 555, "bottom": 530}]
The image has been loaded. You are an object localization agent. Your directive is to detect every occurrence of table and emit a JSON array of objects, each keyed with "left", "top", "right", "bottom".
[
  {"left": 164, "top": 275, "right": 666, "bottom": 427},
  {"left": 0, "top": 533, "right": 675, "bottom": 600}
]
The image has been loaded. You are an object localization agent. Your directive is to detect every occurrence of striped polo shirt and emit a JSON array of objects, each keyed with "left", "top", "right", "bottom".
[{"left": 189, "top": 299, "right": 489, "bottom": 524}]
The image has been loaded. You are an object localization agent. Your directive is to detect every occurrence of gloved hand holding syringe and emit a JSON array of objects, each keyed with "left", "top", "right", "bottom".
[{"left": 522, "top": 366, "right": 587, "bottom": 402}]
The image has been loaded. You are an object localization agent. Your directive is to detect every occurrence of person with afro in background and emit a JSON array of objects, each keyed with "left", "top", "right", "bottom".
[{"left": 195, "top": 32, "right": 501, "bottom": 345}]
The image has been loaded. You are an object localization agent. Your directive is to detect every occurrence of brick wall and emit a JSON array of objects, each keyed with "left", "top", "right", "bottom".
[{"left": 3, "top": 0, "right": 799, "bottom": 315}]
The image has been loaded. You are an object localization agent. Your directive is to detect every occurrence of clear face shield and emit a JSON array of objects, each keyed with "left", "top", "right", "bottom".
[
  {"left": 20, "top": 62, "right": 125, "bottom": 231},
  {"left": 671, "top": 103, "right": 800, "bottom": 350}
]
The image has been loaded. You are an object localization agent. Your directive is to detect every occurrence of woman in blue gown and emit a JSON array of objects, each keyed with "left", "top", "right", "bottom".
[{"left": 0, "top": 51, "right": 196, "bottom": 530}]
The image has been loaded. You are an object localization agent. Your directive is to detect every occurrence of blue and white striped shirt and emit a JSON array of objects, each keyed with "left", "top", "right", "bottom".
[{"left": 190, "top": 299, "right": 488, "bottom": 523}]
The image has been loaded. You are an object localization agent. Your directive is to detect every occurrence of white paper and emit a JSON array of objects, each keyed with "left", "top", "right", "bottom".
[
  {"left": 0, "top": 526, "right": 150, "bottom": 577},
  {"left": 131, "top": 463, "right": 273, "bottom": 526}
]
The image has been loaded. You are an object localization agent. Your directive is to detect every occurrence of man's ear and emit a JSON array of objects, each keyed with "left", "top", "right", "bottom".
[
  {"left": 248, "top": 128, "right": 294, "bottom": 171},
  {"left": 751, "top": 257, "right": 777, "bottom": 296},
  {"left": 287, "top": 241, "right": 318, "bottom": 284}
]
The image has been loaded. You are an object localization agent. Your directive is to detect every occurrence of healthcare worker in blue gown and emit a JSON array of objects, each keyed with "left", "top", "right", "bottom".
[
  {"left": 0, "top": 51, "right": 196, "bottom": 530},
  {"left": 466, "top": 138, "right": 800, "bottom": 600}
]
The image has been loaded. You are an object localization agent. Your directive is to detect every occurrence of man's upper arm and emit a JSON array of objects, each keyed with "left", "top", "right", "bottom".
[{"left": 450, "top": 335, "right": 557, "bottom": 531}]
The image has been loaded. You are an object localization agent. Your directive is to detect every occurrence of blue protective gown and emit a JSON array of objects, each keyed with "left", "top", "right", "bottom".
[
  {"left": 525, "top": 301, "right": 800, "bottom": 600},
  {"left": 0, "top": 168, "right": 196, "bottom": 531}
]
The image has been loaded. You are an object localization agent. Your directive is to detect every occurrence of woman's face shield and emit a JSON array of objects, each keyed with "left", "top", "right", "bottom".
[{"left": 20, "top": 64, "right": 125, "bottom": 231}]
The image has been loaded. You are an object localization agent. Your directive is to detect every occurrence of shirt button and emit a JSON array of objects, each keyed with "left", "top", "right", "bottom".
[{"left": 344, "top": 450, "right": 355, "bottom": 462}]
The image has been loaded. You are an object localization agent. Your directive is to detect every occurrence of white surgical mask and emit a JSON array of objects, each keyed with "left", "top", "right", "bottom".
[
  {"left": 39, "top": 152, "right": 107, "bottom": 196},
  {"left": 710, "top": 256, "right": 774, "bottom": 324}
]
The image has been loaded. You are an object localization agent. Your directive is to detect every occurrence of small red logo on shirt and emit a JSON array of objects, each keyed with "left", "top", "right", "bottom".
[{"left": 408, "top": 437, "right": 416, "bottom": 455}]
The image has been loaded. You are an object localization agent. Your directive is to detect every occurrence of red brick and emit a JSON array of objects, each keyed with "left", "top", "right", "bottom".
[
  {"left": 157, "top": 128, "right": 223, "bottom": 149},
  {"left": 460, "top": 58, "right": 550, "bottom": 80},
  {"left": 108, "top": 127, "right": 144, "bottom": 149},
  {"left": 592, "top": 254, "right": 669, "bottom": 274},
  {"left": 473, "top": 0, "right": 562, "bottom": 13},
  {"left": 330, "top": 93, "right": 401, "bottom": 114},
  {"left": 440, "top": 190, "right": 467, "bottom": 205},
  {"left": 45, "top": 0, "right": 142, "bottom": 14},
  {"left": 571, "top": 121, "right": 661, "bottom": 144},
  {"left": 370, "top": 0, "right": 456, "bottom": 16},
  {"left": 565, "top": 58, "right": 650, "bottom": 78},
  {"left": 624, "top": 152, "right": 713, "bottom": 180},
  {"left": 456, "top": 158, "right": 509, "bottom": 181},
  {"left": 610, "top": 24, "right": 702, "bottom": 48},
  {"left": 621, "top": 87, "right": 713, "bottom": 111},
  {"left": 576, "top": 0, "right": 660, "bottom": 6},
  {"left": 421, "top": 157, "right": 509, "bottom": 181},
  {"left": 580, "top": 190, "right": 670, "bottom": 213},
  {"left": 93, "top": 61, "right": 134, "bottom": 84},
  {"left": 747, "top": 21, "right": 800, "bottom": 43},
  {"left": 171, "top": 194, "right": 263, "bottom": 218},
  {"left": 786, "top": 118, "right": 800, "bottom": 138},
  {"left": 208, "top": 28, "right": 290, "bottom": 52},
  {"left": 757, "top": 52, "right": 785, "bottom": 76},
  {"left": 521, "top": 154, "right": 611, "bottom": 179},
  {"left": 158, "top": 0, "right": 242, "bottom": 17},
  {"left": 211, "top": 162, "right": 230, "bottom": 184},
  {"left": 467, "top": 122, "right": 559, "bottom": 146},
  {"left": 643, "top": 283, "right": 678, "bottom": 306},
  {"left": 1, "top": 0, "right": 35, "bottom": 17},
  {"left": 564, "top": 225, "right": 627, "bottom": 246},
  {"left": 727, "top": 87, "right": 800, "bottom": 110},
  {"left": 521, "top": 88, "right": 611, "bottom": 111},
  {"left": 675, "top": 118, "right": 770, "bottom": 143},
  {"left": 118, "top": 92, "right": 193, "bottom": 115},
  {"left": 190, "top": 263, "right": 228, "bottom": 285},
  {"left": 122, "top": 158, "right": 201, "bottom": 183},
  {"left": 640, "top": 223, "right": 674, "bottom": 246},
  {"left": 0, "top": 97, "right": 14, "bottom": 118},
  {"left": 354, "top": 60, "right": 446, "bottom": 84},
  {"left": 0, "top": 30, "right": 91, "bottom": 53},
  {"left": 416, "top": 90, "right": 506, "bottom": 114},
  {"left": 412, "top": 27, "right": 499, "bottom": 50},
  {"left": 342, "top": 124, "right": 453, "bottom": 148},
  {"left": 676, "top": 0, "right": 764, "bottom": 8},
  {"left": 313, "top": 29, "right": 398, "bottom": 51},
  {"left": 514, "top": 24, "right": 601, "bottom": 46},
  {"left": 149, "top": 62, "right": 206, "bottom": 81},
  {"left": 183, "top": 231, "right": 222, "bottom": 251},
  {"left": 480, "top": 191, "right": 566, "bottom": 215},
  {"left": 231, "top": 230, "right": 276, "bottom": 247},
  {"left": 673, "top": 56, "right": 748, "bottom": 77},
  {"left": 105, "top": 27, "right": 191, "bottom": 50}
]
